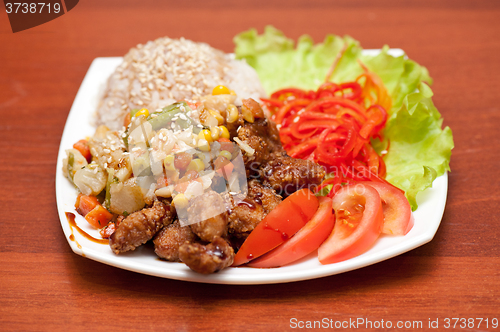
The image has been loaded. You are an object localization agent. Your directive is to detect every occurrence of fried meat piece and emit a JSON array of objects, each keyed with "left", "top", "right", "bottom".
[
  {"left": 188, "top": 191, "right": 228, "bottom": 242},
  {"left": 260, "top": 155, "right": 326, "bottom": 194},
  {"left": 153, "top": 220, "right": 196, "bottom": 262},
  {"left": 109, "top": 200, "right": 174, "bottom": 254},
  {"left": 236, "top": 117, "right": 325, "bottom": 194},
  {"left": 179, "top": 236, "right": 234, "bottom": 274},
  {"left": 236, "top": 117, "right": 284, "bottom": 171},
  {"left": 228, "top": 179, "right": 282, "bottom": 237}
]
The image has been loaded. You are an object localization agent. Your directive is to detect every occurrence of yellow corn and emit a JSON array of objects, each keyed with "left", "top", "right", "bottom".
[
  {"left": 198, "top": 129, "right": 213, "bottom": 143},
  {"left": 135, "top": 108, "right": 149, "bottom": 118},
  {"left": 187, "top": 159, "right": 205, "bottom": 172},
  {"left": 212, "top": 85, "right": 231, "bottom": 95},
  {"left": 209, "top": 109, "right": 225, "bottom": 125},
  {"left": 241, "top": 105, "right": 254, "bottom": 123},
  {"left": 229, "top": 90, "right": 236, "bottom": 96},
  {"left": 197, "top": 138, "right": 211, "bottom": 152},
  {"left": 219, "top": 150, "right": 232, "bottom": 161},
  {"left": 172, "top": 193, "right": 189, "bottom": 209},
  {"left": 164, "top": 155, "right": 176, "bottom": 171},
  {"left": 226, "top": 104, "right": 239, "bottom": 123},
  {"left": 210, "top": 126, "right": 220, "bottom": 141},
  {"left": 219, "top": 125, "right": 230, "bottom": 139}
]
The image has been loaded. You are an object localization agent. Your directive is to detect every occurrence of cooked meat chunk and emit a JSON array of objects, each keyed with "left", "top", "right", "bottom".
[
  {"left": 188, "top": 191, "right": 228, "bottom": 242},
  {"left": 260, "top": 155, "right": 326, "bottom": 195},
  {"left": 236, "top": 116, "right": 325, "bottom": 195},
  {"left": 109, "top": 200, "right": 174, "bottom": 254},
  {"left": 179, "top": 236, "right": 234, "bottom": 274},
  {"left": 154, "top": 220, "right": 196, "bottom": 262},
  {"left": 228, "top": 179, "right": 282, "bottom": 237},
  {"left": 237, "top": 117, "right": 285, "bottom": 169}
]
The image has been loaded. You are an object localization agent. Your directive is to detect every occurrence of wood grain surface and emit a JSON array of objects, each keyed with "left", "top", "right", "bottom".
[{"left": 1, "top": 0, "right": 499, "bottom": 331}]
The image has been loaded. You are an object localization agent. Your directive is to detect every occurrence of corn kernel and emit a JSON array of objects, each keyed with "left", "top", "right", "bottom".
[
  {"left": 210, "top": 126, "right": 220, "bottom": 141},
  {"left": 219, "top": 126, "right": 230, "bottom": 139},
  {"left": 164, "top": 155, "right": 176, "bottom": 171},
  {"left": 229, "top": 90, "right": 237, "bottom": 96},
  {"left": 212, "top": 85, "right": 231, "bottom": 95},
  {"left": 241, "top": 105, "right": 254, "bottom": 123},
  {"left": 209, "top": 109, "right": 225, "bottom": 125},
  {"left": 187, "top": 159, "right": 205, "bottom": 172},
  {"left": 198, "top": 129, "right": 213, "bottom": 143},
  {"left": 135, "top": 108, "right": 149, "bottom": 118},
  {"left": 219, "top": 150, "right": 232, "bottom": 161},
  {"left": 226, "top": 104, "right": 239, "bottom": 123},
  {"left": 198, "top": 138, "right": 211, "bottom": 152},
  {"left": 172, "top": 193, "right": 189, "bottom": 209}
]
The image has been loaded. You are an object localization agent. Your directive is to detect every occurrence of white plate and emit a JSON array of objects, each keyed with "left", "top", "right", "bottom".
[{"left": 55, "top": 53, "right": 448, "bottom": 285}]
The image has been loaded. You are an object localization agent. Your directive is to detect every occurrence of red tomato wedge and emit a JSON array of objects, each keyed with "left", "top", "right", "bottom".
[
  {"left": 247, "top": 196, "right": 334, "bottom": 268},
  {"left": 232, "top": 189, "right": 319, "bottom": 267},
  {"left": 357, "top": 181, "right": 413, "bottom": 235},
  {"left": 318, "top": 184, "right": 384, "bottom": 264}
]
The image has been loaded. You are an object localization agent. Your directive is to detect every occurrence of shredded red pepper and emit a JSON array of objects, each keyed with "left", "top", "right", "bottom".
[{"left": 262, "top": 66, "right": 402, "bottom": 196}]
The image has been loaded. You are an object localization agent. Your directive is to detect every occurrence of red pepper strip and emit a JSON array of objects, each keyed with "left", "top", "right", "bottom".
[
  {"left": 317, "top": 82, "right": 340, "bottom": 93},
  {"left": 290, "top": 122, "right": 319, "bottom": 139},
  {"left": 260, "top": 97, "right": 284, "bottom": 108},
  {"left": 338, "top": 82, "right": 363, "bottom": 101},
  {"left": 305, "top": 97, "right": 368, "bottom": 120},
  {"left": 378, "top": 154, "right": 387, "bottom": 178},
  {"left": 287, "top": 133, "right": 346, "bottom": 158},
  {"left": 274, "top": 99, "right": 311, "bottom": 125},
  {"left": 336, "top": 108, "right": 367, "bottom": 125},
  {"left": 296, "top": 119, "right": 341, "bottom": 132},
  {"left": 356, "top": 62, "right": 392, "bottom": 112},
  {"left": 316, "top": 128, "right": 345, "bottom": 165},
  {"left": 338, "top": 123, "right": 357, "bottom": 157},
  {"left": 316, "top": 82, "right": 340, "bottom": 98},
  {"left": 359, "top": 104, "right": 388, "bottom": 139},
  {"left": 362, "top": 143, "right": 381, "bottom": 174},
  {"left": 271, "top": 88, "right": 310, "bottom": 100},
  {"left": 300, "top": 112, "right": 339, "bottom": 121},
  {"left": 368, "top": 104, "right": 388, "bottom": 134},
  {"left": 288, "top": 143, "right": 317, "bottom": 159}
]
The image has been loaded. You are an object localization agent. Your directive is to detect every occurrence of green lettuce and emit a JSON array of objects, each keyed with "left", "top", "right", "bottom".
[{"left": 234, "top": 26, "right": 454, "bottom": 210}]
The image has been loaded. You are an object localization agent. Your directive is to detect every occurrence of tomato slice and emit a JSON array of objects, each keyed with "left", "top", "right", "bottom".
[
  {"left": 357, "top": 181, "right": 413, "bottom": 235},
  {"left": 232, "top": 189, "right": 319, "bottom": 267},
  {"left": 318, "top": 184, "right": 384, "bottom": 264},
  {"left": 247, "top": 196, "right": 334, "bottom": 268}
]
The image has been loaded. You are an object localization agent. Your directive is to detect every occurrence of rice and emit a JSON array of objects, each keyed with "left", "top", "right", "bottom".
[{"left": 94, "top": 36, "right": 266, "bottom": 130}]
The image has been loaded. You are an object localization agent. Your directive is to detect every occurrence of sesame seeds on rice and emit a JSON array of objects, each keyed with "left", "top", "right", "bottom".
[{"left": 94, "top": 36, "right": 266, "bottom": 130}]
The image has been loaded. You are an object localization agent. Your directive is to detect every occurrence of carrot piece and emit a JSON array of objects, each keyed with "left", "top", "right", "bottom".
[
  {"left": 75, "top": 194, "right": 100, "bottom": 216},
  {"left": 85, "top": 205, "right": 114, "bottom": 229},
  {"left": 73, "top": 139, "right": 91, "bottom": 163}
]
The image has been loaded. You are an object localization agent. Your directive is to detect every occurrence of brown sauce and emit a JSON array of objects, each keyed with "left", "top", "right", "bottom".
[
  {"left": 66, "top": 212, "right": 109, "bottom": 247},
  {"left": 237, "top": 198, "right": 256, "bottom": 210},
  {"left": 254, "top": 192, "right": 263, "bottom": 205},
  {"left": 262, "top": 222, "right": 290, "bottom": 241}
]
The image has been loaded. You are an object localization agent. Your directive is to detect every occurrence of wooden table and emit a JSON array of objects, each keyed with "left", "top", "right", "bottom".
[{"left": 1, "top": 0, "right": 499, "bottom": 330}]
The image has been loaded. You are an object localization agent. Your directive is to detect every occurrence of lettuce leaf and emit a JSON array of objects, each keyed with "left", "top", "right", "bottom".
[
  {"left": 383, "top": 83, "right": 453, "bottom": 210},
  {"left": 234, "top": 26, "right": 454, "bottom": 210}
]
